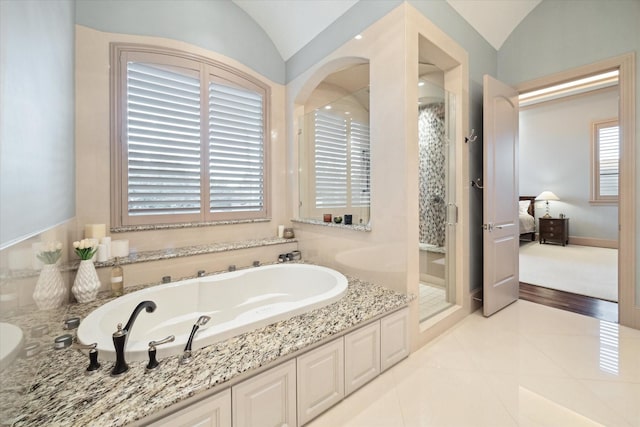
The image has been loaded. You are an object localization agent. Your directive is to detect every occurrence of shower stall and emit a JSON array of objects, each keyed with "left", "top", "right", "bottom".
[{"left": 418, "top": 79, "right": 456, "bottom": 322}]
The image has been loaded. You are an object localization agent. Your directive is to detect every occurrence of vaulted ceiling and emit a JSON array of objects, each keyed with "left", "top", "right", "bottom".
[{"left": 232, "top": 0, "right": 542, "bottom": 61}]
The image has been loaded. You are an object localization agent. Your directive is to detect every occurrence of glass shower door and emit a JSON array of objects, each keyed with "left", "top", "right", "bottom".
[{"left": 417, "top": 81, "right": 456, "bottom": 322}]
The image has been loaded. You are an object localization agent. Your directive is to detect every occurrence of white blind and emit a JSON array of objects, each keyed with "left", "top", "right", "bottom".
[
  {"left": 314, "top": 111, "right": 347, "bottom": 208},
  {"left": 208, "top": 82, "right": 264, "bottom": 212},
  {"left": 126, "top": 62, "right": 202, "bottom": 216},
  {"left": 350, "top": 120, "right": 371, "bottom": 207},
  {"left": 597, "top": 124, "right": 619, "bottom": 197}
]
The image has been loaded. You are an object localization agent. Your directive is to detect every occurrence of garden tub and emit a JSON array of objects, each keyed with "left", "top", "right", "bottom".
[{"left": 77, "top": 263, "right": 348, "bottom": 361}]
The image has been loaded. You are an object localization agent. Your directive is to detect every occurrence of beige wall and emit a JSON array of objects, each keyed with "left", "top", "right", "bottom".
[
  {"left": 0, "top": 26, "right": 292, "bottom": 310},
  {"left": 287, "top": 4, "right": 472, "bottom": 349}
]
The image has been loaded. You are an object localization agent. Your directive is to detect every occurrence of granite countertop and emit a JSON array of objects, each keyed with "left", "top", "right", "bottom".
[{"left": 0, "top": 270, "right": 412, "bottom": 427}]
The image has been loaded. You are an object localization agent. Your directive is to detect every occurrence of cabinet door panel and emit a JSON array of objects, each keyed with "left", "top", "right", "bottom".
[
  {"left": 345, "top": 321, "right": 380, "bottom": 396},
  {"left": 233, "top": 360, "right": 297, "bottom": 427},
  {"left": 297, "top": 338, "right": 344, "bottom": 426},
  {"left": 381, "top": 308, "right": 410, "bottom": 371},
  {"left": 147, "top": 389, "right": 231, "bottom": 427}
]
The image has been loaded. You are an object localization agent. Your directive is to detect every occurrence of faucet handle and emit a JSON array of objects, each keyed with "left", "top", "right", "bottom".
[
  {"left": 113, "top": 323, "right": 125, "bottom": 337},
  {"left": 147, "top": 335, "right": 175, "bottom": 370},
  {"left": 73, "top": 342, "right": 101, "bottom": 373}
]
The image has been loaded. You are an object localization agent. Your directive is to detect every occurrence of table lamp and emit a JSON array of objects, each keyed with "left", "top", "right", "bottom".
[{"left": 536, "top": 190, "right": 560, "bottom": 218}]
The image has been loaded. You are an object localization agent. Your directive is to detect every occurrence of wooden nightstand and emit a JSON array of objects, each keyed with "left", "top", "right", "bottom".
[{"left": 538, "top": 217, "right": 569, "bottom": 246}]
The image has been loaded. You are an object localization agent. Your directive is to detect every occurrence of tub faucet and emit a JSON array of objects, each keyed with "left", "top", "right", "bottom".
[
  {"left": 180, "top": 315, "right": 211, "bottom": 365},
  {"left": 111, "top": 300, "right": 157, "bottom": 376}
]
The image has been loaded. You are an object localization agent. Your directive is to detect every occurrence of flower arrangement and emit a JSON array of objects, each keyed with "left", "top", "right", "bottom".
[
  {"left": 73, "top": 239, "right": 98, "bottom": 261},
  {"left": 36, "top": 242, "right": 63, "bottom": 265}
]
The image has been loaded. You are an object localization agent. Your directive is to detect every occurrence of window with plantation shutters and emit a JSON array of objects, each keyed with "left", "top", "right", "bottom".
[
  {"left": 314, "top": 111, "right": 348, "bottom": 208},
  {"left": 126, "top": 62, "right": 202, "bottom": 217},
  {"left": 313, "top": 111, "right": 370, "bottom": 209},
  {"left": 591, "top": 119, "right": 619, "bottom": 203},
  {"left": 112, "top": 45, "right": 269, "bottom": 226},
  {"left": 209, "top": 82, "right": 264, "bottom": 213}
]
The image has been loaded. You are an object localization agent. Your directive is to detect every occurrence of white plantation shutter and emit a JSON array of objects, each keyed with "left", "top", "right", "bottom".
[
  {"left": 314, "top": 111, "right": 348, "bottom": 208},
  {"left": 592, "top": 120, "right": 619, "bottom": 203},
  {"left": 114, "top": 46, "right": 270, "bottom": 226},
  {"left": 209, "top": 82, "right": 264, "bottom": 213},
  {"left": 313, "top": 111, "right": 371, "bottom": 210},
  {"left": 350, "top": 120, "right": 370, "bottom": 207},
  {"left": 597, "top": 124, "right": 619, "bottom": 197},
  {"left": 126, "top": 62, "right": 202, "bottom": 216}
]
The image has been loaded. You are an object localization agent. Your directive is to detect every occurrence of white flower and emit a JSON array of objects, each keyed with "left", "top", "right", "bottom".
[
  {"left": 56, "top": 242, "right": 62, "bottom": 250},
  {"left": 79, "top": 240, "right": 86, "bottom": 250},
  {"left": 73, "top": 241, "right": 80, "bottom": 249}
]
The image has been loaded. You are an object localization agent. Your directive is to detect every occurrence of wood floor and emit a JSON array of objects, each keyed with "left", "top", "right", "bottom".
[{"left": 519, "top": 282, "right": 618, "bottom": 323}]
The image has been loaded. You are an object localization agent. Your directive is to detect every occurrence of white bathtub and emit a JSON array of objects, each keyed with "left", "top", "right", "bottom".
[{"left": 77, "top": 264, "right": 348, "bottom": 362}]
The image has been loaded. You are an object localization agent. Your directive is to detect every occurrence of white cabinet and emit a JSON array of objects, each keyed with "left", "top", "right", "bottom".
[
  {"left": 147, "top": 388, "right": 231, "bottom": 427},
  {"left": 296, "top": 338, "right": 344, "bottom": 426},
  {"left": 344, "top": 321, "right": 380, "bottom": 396},
  {"left": 380, "top": 308, "right": 410, "bottom": 372},
  {"left": 143, "top": 307, "right": 410, "bottom": 427},
  {"left": 232, "top": 359, "right": 297, "bottom": 427}
]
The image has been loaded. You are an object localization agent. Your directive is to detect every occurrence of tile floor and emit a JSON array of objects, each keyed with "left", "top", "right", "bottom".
[
  {"left": 307, "top": 300, "right": 640, "bottom": 427},
  {"left": 419, "top": 283, "right": 451, "bottom": 321}
]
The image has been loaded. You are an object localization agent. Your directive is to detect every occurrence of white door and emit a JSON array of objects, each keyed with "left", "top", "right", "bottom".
[{"left": 483, "top": 75, "right": 520, "bottom": 317}]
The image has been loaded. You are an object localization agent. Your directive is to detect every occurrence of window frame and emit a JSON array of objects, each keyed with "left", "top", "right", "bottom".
[
  {"left": 590, "top": 118, "right": 619, "bottom": 204},
  {"left": 110, "top": 43, "right": 270, "bottom": 227}
]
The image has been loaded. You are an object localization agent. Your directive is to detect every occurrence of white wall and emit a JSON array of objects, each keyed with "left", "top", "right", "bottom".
[{"left": 519, "top": 88, "right": 619, "bottom": 242}]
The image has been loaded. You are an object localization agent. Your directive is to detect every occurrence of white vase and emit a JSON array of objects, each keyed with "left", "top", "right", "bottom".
[
  {"left": 33, "top": 264, "right": 67, "bottom": 310},
  {"left": 72, "top": 260, "right": 101, "bottom": 303}
]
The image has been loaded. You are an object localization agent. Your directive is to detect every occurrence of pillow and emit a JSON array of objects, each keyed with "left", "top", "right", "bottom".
[{"left": 519, "top": 200, "right": 530, "bottom": 214}]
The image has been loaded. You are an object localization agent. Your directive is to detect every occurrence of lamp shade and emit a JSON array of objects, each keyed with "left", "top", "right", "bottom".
[{"left": 535, "top": 191, "right": 560, "bottom": 201}]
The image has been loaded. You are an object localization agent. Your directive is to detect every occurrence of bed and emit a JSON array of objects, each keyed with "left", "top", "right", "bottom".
[{"left": 519, "top": 196, "right": 536, "bottom": 241}]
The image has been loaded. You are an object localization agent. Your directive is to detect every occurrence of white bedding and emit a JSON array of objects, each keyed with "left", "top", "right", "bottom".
[
  {"left": 519, "top": 212, "right": 535, "bottom": 233},
  {"left": 519, "top": 200, "right": 535, "bottom": 233}
]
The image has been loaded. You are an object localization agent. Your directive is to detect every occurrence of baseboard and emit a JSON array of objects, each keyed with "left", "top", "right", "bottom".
[{"left": 569, "top": 236, "right": 618, "bottom": 249}]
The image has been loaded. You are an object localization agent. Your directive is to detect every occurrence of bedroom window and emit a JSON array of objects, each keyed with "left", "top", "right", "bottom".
[
  {"left": 111, "top": 45, "right": 270, "bottom": 227},
  {"left": 591, "top": 119, "right": 619, "bottom": 204}
]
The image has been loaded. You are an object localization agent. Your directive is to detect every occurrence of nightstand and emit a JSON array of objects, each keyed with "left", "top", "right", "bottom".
[{"left": 538, "top": 217, "right": 569, "bottom": 246}]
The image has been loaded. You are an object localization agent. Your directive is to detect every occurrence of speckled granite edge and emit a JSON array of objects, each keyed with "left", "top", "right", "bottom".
[
  {"left": 111, "top": 218, "right": 271, "bottom": 233},
  {"left": 3, "top": 237, "right": 297, "bottom": 279},
  {"left": 292, "top": 218, "right": 371, "bottom": 232},
  {"left": 2, "top": 271, "right": 413, "bottom": 427}
]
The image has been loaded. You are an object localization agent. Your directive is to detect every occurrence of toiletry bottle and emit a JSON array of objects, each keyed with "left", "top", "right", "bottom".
[{"left": 110, "top": 258, "right": 124, "bottom": 297}]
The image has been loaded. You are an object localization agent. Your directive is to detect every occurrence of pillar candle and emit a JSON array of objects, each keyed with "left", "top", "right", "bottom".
[
  {"left": 111, "top": 240, "right": 130, "bottom": 258},
  {"left": 100, "top": 236, "right": 111, "bottom": 259},
  {"left": 96, "top": 244, "right": 108, "bottom": 262},
  {"left": 278, "top": 225, "right": 285, "bottom": 238},
  {"left": 84, "top": 224, "right": 106, "bottom": 240}
]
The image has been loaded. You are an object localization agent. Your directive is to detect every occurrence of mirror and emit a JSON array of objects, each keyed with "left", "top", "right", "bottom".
[{"left": 297, "top": 63, "right": 371, "bottom": 226}]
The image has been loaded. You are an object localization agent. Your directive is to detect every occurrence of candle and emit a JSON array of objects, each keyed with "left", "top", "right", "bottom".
[
  {"left": 96, "top": 244, "right": 108, "bottom": 262},
  {"left": 278, "top": 225, "right": 285, "bottom": 238},
  {"left": 111, "top": 240, "right": 129, "bottom": 258},
  {"left": 100, "top": 237, "right": 111, "bottom": 259},
  {"left": 84, "top": 224, "right": 106, "bottom": 240}
]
